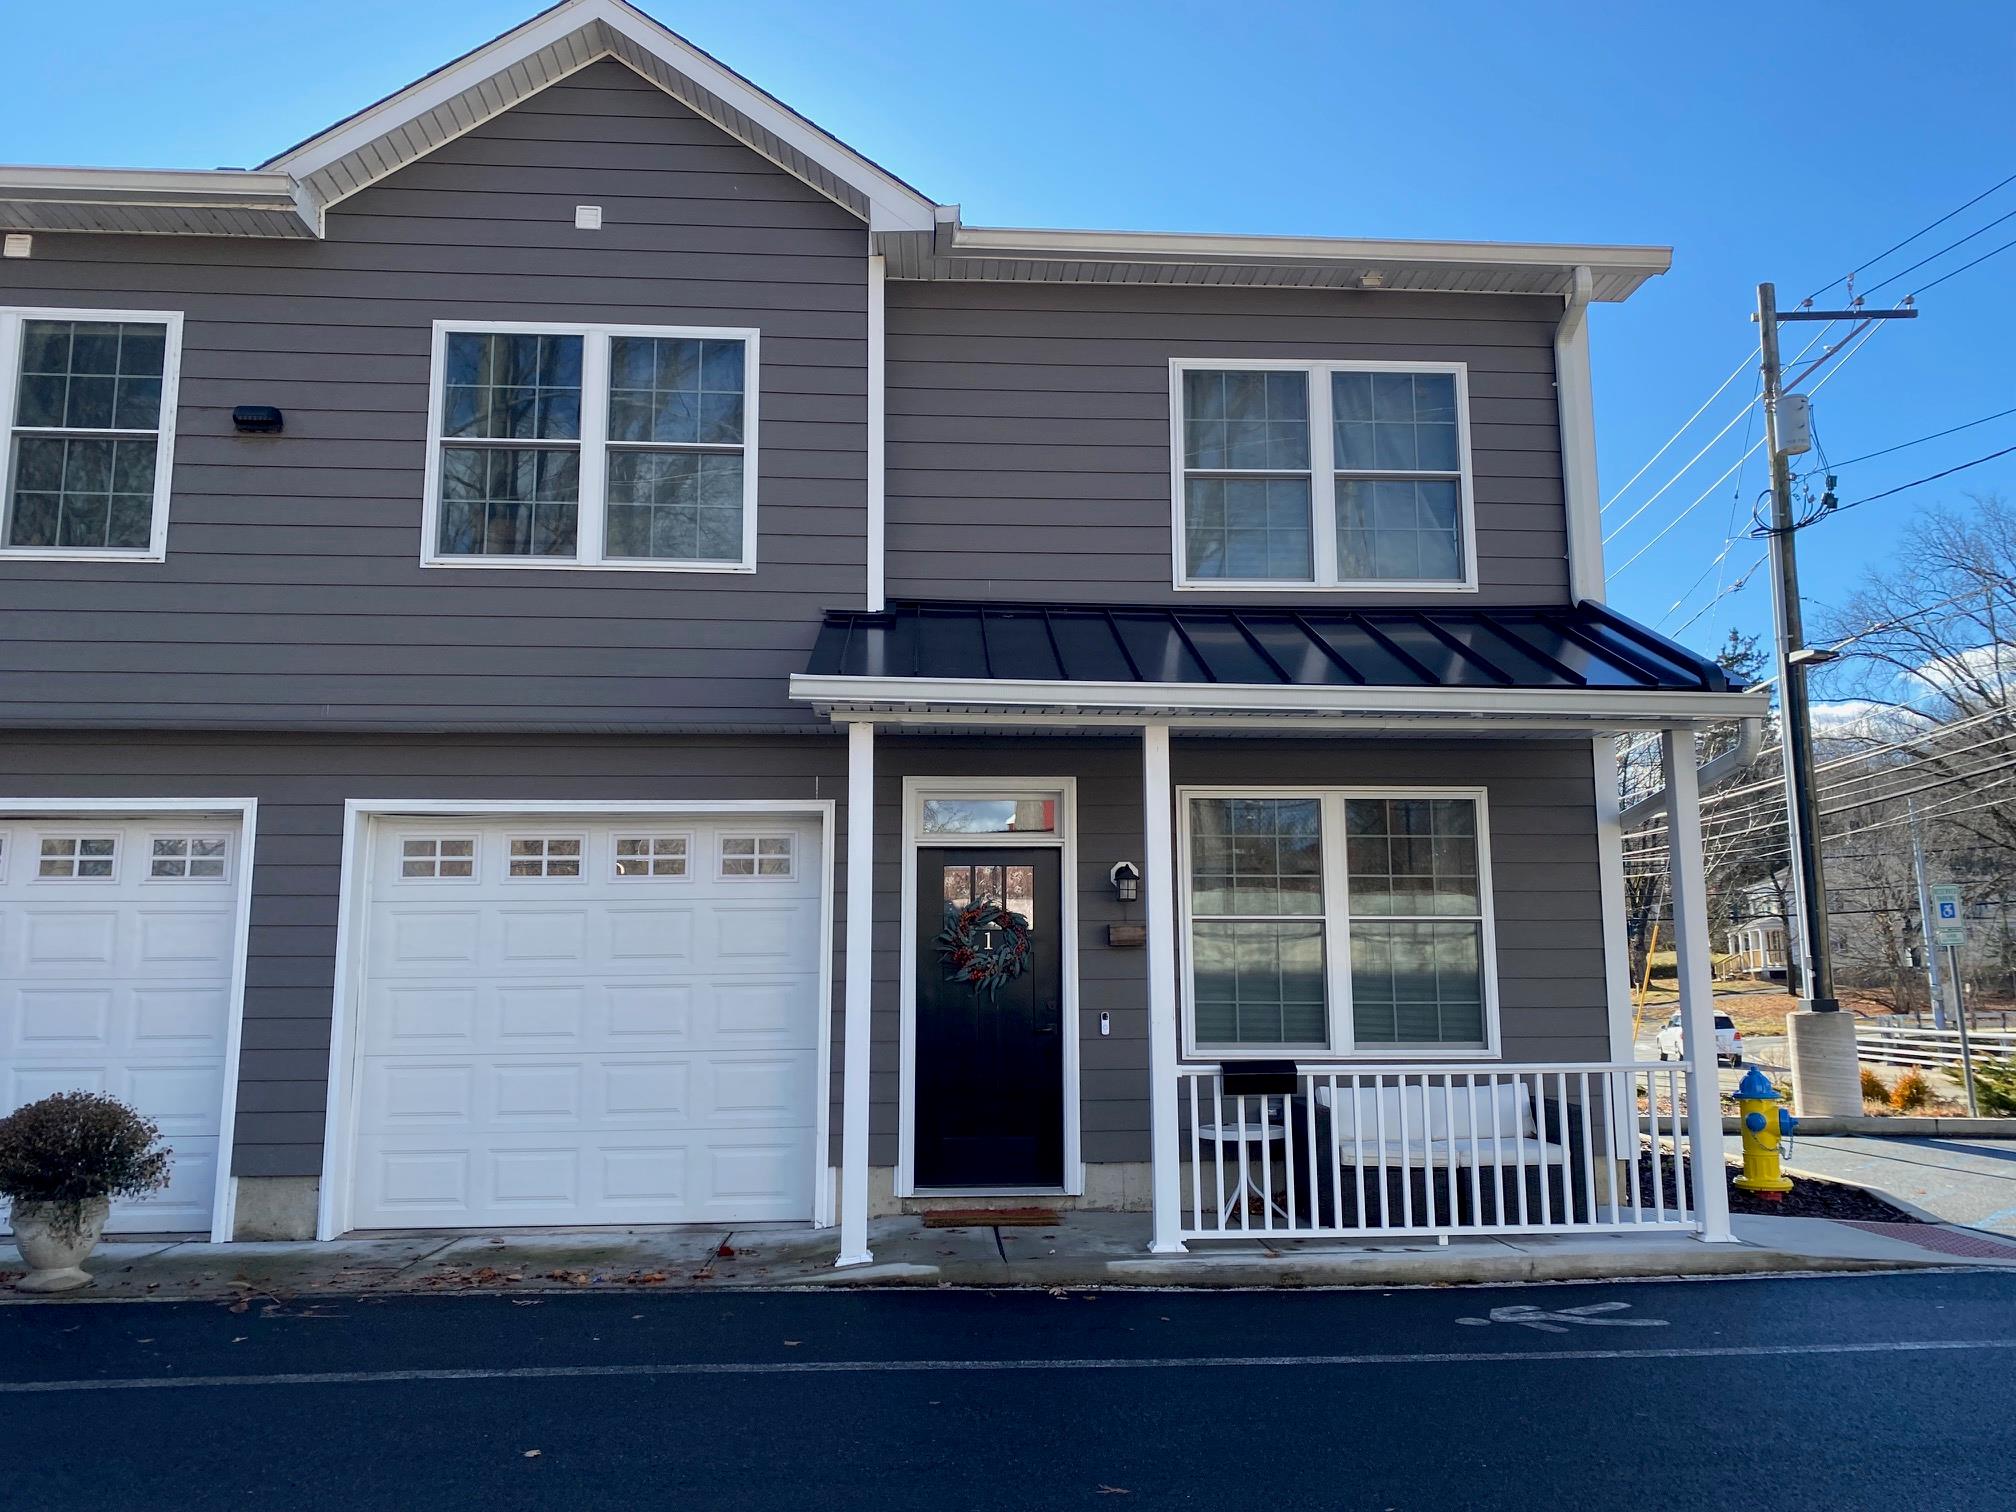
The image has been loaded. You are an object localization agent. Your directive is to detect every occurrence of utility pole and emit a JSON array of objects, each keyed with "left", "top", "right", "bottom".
[
  {"left": 1907, "top": 796, "right": 1946, "bottom": 1029},
  {"left": 1756, "top": 282, "right": 1918, "bottom": 1115}
]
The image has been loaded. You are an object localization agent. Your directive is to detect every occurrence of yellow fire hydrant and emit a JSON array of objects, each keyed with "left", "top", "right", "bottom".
[{"left": 1732, "top": 1065, "right": 1795, "bottom": 1198}]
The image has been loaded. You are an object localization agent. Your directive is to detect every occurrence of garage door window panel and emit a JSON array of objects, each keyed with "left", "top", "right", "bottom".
[
  {"left": 147, "top": 834, "right": 230, "bottom": 881},
  {"left": 721, "top": 834, "right": 795, "bottom": 879},
  {"left": 37, "top": 834, "right": 118, "bottom": 880},
  {"left": 400, "top": 836, "right": 477, "bottom": 880},
  {"left": 614, "top": 834, "right": 690, "bottom": 878},
  {"left": 507, "top": 836, "right": 585, "bottom": 879}
]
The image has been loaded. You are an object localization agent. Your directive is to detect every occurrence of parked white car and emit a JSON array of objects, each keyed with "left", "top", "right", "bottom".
[{"left": 1656, "top": 1012, "right": 1742, "bottom": 1066}]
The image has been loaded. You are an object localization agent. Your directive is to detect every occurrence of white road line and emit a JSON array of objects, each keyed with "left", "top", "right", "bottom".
[{"left": 4, "top": 1337, "right": 2013, "bottom": 1393}]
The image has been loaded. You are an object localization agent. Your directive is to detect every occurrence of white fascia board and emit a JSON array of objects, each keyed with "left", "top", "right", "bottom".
[
  {"left": 264, "top": 0, "right": 939, "bottom": 234},
  {"left": 945, "top": 224, "right": 1672, "bottom": 296},
  {"left": 788, "top": 673, "right": 1767, "bottom": 725},
  {"left": 1556, "top": 266, "right": 1606, "bottom": 600},
  {"left": 0, "top": 165, "right": 305, "bottom": 209}
]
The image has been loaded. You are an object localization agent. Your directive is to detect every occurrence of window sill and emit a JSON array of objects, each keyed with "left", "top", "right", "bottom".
[
  {"left": 1173, "top": 579, "right": 1479, "bottom": 594},
  {"left": 1, "top": 547, "right": 165, "bottom": 564},
  {"left": 418, "top": 557, "right": 757, "bottom": 574}
]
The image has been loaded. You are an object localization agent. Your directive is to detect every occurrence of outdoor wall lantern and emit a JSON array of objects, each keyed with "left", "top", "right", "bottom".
[{"left": 1109, "top": 861, "right": 1140, "bottom": 903}]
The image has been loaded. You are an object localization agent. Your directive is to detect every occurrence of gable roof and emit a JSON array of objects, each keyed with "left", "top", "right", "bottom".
[
  {"left": 260, "top": 0, "right": 939, "bottom": 234},
  {"left": 0, "top": 1, "right": 1671, "bottom": 301}
]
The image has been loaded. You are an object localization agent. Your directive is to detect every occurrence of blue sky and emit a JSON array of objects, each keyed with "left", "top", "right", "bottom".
[{"left": 6, "top": 0, "right": 2015, "bottom": 671}]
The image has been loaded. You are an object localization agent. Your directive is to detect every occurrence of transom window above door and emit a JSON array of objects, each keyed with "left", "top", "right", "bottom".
[
  {"left": 1171, "top": 361, "right": 1474, "bottom": 591},
  {"left": 423, "top": 321, "right": 758, "bottom": 572},
  {"left": 1, "top": 308, "right": 183, "bottom": 562}
]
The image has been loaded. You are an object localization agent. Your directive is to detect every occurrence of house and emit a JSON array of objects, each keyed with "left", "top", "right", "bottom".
[
  {"left": 1725, "top": 875, "right": 1790, "bottom": 979},
  {"left": 0, "top": 0, "right": 1763, "bottom": 1259}
]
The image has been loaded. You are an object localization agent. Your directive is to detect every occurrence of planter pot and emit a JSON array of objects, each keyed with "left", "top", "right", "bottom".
[{"left": 9, "top": 1197, "right": 110, "bottom": 1292}]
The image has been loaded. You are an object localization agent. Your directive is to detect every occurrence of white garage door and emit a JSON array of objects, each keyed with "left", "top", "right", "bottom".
[
  {"left": 1, "top": 814, "right": 242, "bottom": 1235},
  {"left": 348, "top": 814, "right": 824, "bottom": 1230}
]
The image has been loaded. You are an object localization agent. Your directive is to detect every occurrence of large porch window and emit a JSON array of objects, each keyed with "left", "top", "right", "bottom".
[{"left": 1180, "top": 788, "right": 1497, "bottom": 1057}]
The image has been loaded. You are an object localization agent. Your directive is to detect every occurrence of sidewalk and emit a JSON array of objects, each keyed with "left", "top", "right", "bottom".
[{"left": 10, "top": 1209, "right": 2016, "bottom": 1302}]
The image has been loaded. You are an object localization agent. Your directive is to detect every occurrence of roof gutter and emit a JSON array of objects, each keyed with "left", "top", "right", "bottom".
[{"left": 1617, "top": 715, "right": 1767, "bottom": 830}]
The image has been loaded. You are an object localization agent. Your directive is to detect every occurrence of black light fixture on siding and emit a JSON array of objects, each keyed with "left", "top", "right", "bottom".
[{"left": 231, "top": 405, "right": 284, "bottom": 434}]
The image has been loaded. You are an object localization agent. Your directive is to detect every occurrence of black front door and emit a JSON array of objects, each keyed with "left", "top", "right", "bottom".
[{"left": 915, "top": 847, "right": 1064, "bottom": 1188}]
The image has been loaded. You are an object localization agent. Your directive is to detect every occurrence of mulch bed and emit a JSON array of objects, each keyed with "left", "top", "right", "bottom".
[{"left": 1641, "top": 1156, "right": 1920, "bottom": 1223}]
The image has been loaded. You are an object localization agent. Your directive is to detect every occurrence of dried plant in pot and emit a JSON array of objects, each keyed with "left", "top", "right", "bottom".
[{"left": 1, "top": 1092, "right": 171, "bottom": 1292}]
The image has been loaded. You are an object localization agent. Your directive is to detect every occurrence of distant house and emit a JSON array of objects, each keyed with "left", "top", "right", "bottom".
[{"left": 1725, "top": 876, "right": 1790, "bottom": 979}]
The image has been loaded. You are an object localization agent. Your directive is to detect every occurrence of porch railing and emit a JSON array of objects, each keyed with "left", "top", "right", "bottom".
[{"left": 1175, "top": 1062, "right": 1702, "bottom": 1242}]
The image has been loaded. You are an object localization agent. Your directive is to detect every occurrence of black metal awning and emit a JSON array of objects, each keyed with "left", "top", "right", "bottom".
[{"left": 804, "top": 600, "right": 1735, "bottom": 695}]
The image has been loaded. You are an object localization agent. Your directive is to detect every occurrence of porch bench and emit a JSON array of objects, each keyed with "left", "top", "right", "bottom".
[{"left": 1311, "top": 1080, "right": 1568, "bottom": 1169}]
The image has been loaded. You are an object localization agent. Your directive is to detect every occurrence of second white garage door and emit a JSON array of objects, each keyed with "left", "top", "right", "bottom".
[{"left": 348, "top": 814, "right": 825, "bottom": 1231}]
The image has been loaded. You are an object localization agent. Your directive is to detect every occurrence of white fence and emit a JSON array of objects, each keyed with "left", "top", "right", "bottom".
[
  {"left": 1175, "top": 1063, "right": 1702, "bottom": 1243},
  {"left": 1857, "top": 1024, "right": 2016, "bottom": 1069}
]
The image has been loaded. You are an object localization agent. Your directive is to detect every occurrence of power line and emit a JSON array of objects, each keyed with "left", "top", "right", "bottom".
[
  {"left": 1858, "top": 202, "right": 2016, "bottom": 298},
  {"left": 1808, "top": 404, "right": 2016, "bottom": 473},
  {"left": 1913, "top": 234, "right": 2016, "bottom": 297},
  {"left": 1803, "top": 169, "right": 2016, "bottom": 302},
  {"left": 1829, "top": 443, "right": 2016, "bottom": 517},
  {"left": 1601, "top": 349, "right": 1758, "bottom": 515}
]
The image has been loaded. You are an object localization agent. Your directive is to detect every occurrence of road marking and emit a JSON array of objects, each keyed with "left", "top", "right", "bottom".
[
  {"left": 1456, "top": 1302, "right": 1669, "bottom": 1333},
  {"left": 3, "top": 1338, "right": 2013, "bottom": 1394}
]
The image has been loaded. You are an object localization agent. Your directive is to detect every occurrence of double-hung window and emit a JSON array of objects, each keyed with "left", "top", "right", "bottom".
[
  {"left": 1172, "top": 360, "right": 1473, "bottom": 590},
  {"left": 1181, "top": 788, "right": 1497, "bottom": 1057},
  {"left": 1, "top": 307, "right": 182, "bottom": 560},
  {"left": 423, "top": 320, "right": 758, "bottom": 571}
]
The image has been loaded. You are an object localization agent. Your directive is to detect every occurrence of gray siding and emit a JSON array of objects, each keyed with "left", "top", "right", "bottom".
[
  {"left": 0, "top": 61, "right": 867, "bottom": 731},
  {"left": 0, "top": 731, "right": 1609, "bottom": 1182},
  {"left": 883, "top": 281, "right": 1568, "bottom": 607}
]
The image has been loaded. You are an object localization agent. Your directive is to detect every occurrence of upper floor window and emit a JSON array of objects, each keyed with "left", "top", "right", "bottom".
[
  {"left": 1, "top": 308, "right": 182, "bottom": 561},
  {"left": 421, "top": 321, "right": 758, "bottom": 572},
  {"left": 1171, "top": 360, "right": 1474, "bottom": 591}
]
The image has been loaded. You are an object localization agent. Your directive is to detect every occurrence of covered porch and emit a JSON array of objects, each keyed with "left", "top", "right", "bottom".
[{"left": 794, "top": 600, "right": 1768, "bottom": 1263}]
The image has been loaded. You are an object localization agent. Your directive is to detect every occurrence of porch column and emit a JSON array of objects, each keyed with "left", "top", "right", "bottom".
[
  {"left": 837, "top": 719, "right": 876, "bottom": 1266},
  {"left": 1143, "top": 722, "right": 1186, "bottom": 1254},
  {"left": 1661, "top": 727, "right": 1736, "bottom": 1243}
]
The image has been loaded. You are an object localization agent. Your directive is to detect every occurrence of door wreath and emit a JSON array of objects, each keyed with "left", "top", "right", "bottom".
[{"left": 936, "top": 898, "right": 1032, "bottom": 999}]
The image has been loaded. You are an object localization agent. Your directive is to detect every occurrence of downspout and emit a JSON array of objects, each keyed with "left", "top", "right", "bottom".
[
  {"left": 1617, "top": 716, "right": 1766, "bottom": 831},
  {"left": 1554, "top": 266, "right": 1604, "bottom": 604}
]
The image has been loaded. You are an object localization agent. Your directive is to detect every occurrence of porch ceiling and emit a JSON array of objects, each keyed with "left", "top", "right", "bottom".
[{"left": 793, "top": 599, "right": 1765, "bottom": 732}]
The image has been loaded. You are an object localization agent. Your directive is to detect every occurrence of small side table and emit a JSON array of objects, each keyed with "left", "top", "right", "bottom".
[{"left": 1194, "top": 1112, "right": 1291, "bottom": 1227}]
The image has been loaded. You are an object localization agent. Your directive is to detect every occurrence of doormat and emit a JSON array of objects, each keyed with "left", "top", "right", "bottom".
[{"left": 921, "top": 1208, "right": 1059, "bottom": 1228}]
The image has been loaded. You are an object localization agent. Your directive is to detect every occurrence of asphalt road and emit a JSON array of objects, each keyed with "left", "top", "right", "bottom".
[
  {"left": 1788, "top": 1134, "right": 2016, "bottom": 1233},
  {"left": 6, "top": 1271, "right": 2013, "bottom": 1510}
]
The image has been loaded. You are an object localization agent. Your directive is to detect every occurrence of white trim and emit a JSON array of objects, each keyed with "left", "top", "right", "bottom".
[
  {"left": 0, "top": 796, "right": 257, "bottom": 1244},
  {"left": 263, "top": 0, "right": 938, "bottom": 234},
  {"left": 943, "top": 223, "right": 1671, "bottom": 288},
  {"left": 419, "top": 319, "right": 759, "bottom": 573},
  {"left": 1141, "top": 725, "right": 1185, "bottom": 1254},
  {"left": 1167, "top": 358, "right": 1478, "bottom": 593},
  {"left": 1660, "top": 730, "right": 1735, "bottom": 1244},
  {"left": 865, "top": 253, "right": 886, "bottom": 612},
  {"left": 1173, "top": 785, "right": 1501, "bottom": 1061},
  {"left": 1555, "top": 268, "right": 1605, "bottom": 602},
  {"left": 896, "top": 776, "right": 1081, "bottom": 1200},
  {"left": 837, "top": 725, "right": 875, "bottom": 1265},
  {"left": 791, "top": 672, "right": 1769, "bottom": 725},
  {"left": 315, "top": 797, "right": 837, "bottom": 1243},
  {"left": 0, "top": 306, "right": 184, "bottom": 563}
]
